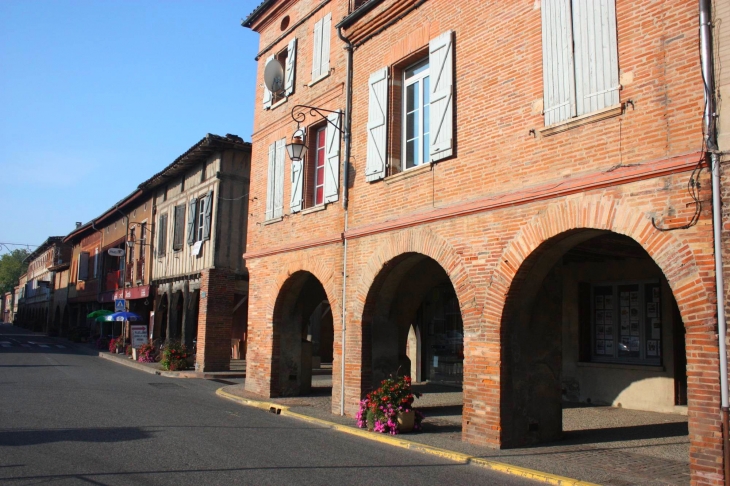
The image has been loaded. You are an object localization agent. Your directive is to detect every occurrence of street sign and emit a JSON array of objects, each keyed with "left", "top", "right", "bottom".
[
  {"left": 115, "top": 299, "right": 126, "bottom": 312},
  {"left": 130, "top": 325, "right": 147, "bottom": 348},
  {"left": 108, "top": 248, "right": 125, "bottom": 257}
]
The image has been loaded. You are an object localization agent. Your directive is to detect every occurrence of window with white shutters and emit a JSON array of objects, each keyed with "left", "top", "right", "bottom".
[
  {"left": 323, "top": 110, "right": 341, "bottom": 203},
  {"left": 311, "top": 13, "right": 331, "bottom": 82},
  {"left": 365, "top": 67, "right": 388, "bottom": 182},
  {"left": 263, "top": 38, "right": 298, "bottom": 109},
  {"left": 541, "top": 0, "right": 619, "bottom": 126},
  {"left": 266, "top": 138, "right": 286, "bottom": 220}
]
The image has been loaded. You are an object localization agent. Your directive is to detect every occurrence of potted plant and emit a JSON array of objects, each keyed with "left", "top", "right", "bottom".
[
  {"left": 160, "top": 341, "right": 190, "bottom": 371},
  {"left": 137, "top": 341, "right": 157, "bottom": 363},
  {"left": 356, "top": 375, "right": 424, "bottom": 435}
]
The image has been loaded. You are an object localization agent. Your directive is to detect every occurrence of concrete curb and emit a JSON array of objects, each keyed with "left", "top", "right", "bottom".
[
  {"left": 98, "top": 352, "right": 245, "bottom": 379},
  {"left": 215, "top": 388, "right": 598, "bottom": 486}
]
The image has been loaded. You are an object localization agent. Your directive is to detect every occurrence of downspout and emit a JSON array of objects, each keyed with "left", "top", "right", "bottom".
[
  {"left": 699, "top": 1, "right": 729, "bottom": 483},
  {"left": 337, "top": 24, "right": 354, "bottom": 416}
]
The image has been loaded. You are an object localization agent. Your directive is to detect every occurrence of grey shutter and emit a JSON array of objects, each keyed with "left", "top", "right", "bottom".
[
  {"left": 274, "top": 138, "right": 285, "bottom": 218},
  {"left": 266, "top": 142, "right": 276, "bottom": 220},
  {"left": 365, "top": 67, "right": 388, "bottom": 182},
  {"left": 186, "top": 197, "right": 197, "bottom": 245},
  {"left": 263, "top": 55, "right": 274, "bottom": 109},
  {"left": 173, "top": 205, "right": 185, "bottom": 250},
  {"left": 202, "top": 191, "right": 213, "bottom": 240},
  {"left": 158, "top": 214, "right": 167, "bottom": 256},
  {"left": 572, "top": 0, "right": 619, "bottom": 116},
  {"left": 429, "top": 30, "right": 455, "bottom": 162},
  {"left": 541, "top": 0, "right": 576, "bottom": 125},
  {"left": 290, "top": 160, "right": 304, "bottom": 212},
  {"left": 78, "top": 252, "right": 89, "bottom": 281},
  {"left": 324, "top": 110, "right": 341, "bottom": 203},
  {"left": 321, "top": 13, "right": 331, "bottom": 76},
  {"left": 312, "top": 18, "right": 323, "bottom": 80},
  {"left": 285, "top": 38, "right": 297, "bottom": 96}
]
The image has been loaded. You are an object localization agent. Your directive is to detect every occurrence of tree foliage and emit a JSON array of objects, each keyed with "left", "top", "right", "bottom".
[{"left": 0, "top": 249, "right": 30, "bottom": 294}]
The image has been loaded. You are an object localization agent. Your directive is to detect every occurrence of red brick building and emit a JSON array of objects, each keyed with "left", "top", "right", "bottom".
[{"left": 243, "top": 1, "right": 727, "bottom": 483}]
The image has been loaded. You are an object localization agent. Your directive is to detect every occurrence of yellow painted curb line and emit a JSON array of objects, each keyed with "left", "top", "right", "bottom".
[{"left": 216, "top": 388, "right": 598, "bottom": 486}]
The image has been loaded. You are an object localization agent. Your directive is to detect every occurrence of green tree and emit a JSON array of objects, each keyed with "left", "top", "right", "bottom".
[{"left": 0, "top": 249, "right": 30, "bottom": 294}]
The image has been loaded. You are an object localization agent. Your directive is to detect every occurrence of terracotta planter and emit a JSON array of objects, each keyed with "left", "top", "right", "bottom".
[{"left": 397, "top": 410, "right": 415, "bottom": 433}]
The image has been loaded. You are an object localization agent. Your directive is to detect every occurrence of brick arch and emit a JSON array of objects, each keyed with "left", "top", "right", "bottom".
[
  {"left": 487, "top": 193, "right": 712, "bottom": 331},
  {"left": 352, "top": 227, "right": 480, "bottom": 330},
  {"left": 269, "top": 254, "right": 340, "bottom": 322}
]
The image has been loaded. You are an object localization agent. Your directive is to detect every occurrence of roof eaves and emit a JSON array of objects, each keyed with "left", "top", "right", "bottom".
[
  {"left": 335, "top": 0, "right": 385, "bottom": 29},
  {"left": 242, "top": 0, "right": 277, "bottom": 28}
]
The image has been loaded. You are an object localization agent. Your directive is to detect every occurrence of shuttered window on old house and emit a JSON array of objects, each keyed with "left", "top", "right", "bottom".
[
  {"left": 172, "top": 204, "right": 185, "bottom": 251},
  {"left": 77, "top": 252, "right": 89, "bottom": 281},
  {"left": 157, "top": 213, "right": 168, "bottom": 257},
  {"left": 267, "top": 139, "right": 285, "bottom": 220},
  {"left": 311, "top": 13, "right": 331, "bottom": 82},
  {"left": 541, "top": 0, "right": 619, "bottom": 126},
  {"left": 365, "top": 30, "right": 454, "bottom": 181},
  {"left": 263, "top": 38, "right": 298, "bottom": 109}
]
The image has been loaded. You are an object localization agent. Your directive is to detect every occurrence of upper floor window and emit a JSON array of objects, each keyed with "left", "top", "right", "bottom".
[
  {"left": 403, "top": 59, "right": 430, "bottom": 170},
  {"left": 541, "top": 0, "right": 619, "bottom": 126},
  {"left": 311, "top": 13, "right": 331, "bottom": 82},
  {"left": 172, "top": 204, "right": 185, "bottom": 251},
  {"left": 312, "top": 126, "right": 326, "bottom": 206},
  {"left": 365, "top": 30, "right": 454, "bottom": 181},
  {"left": 157, "top": 213, "right": 168, "bottom": 257},
  {"left": 186, "top": 192, "right": 213, "bottom": 245},
  {"left": 263, "top": 38, "right": 298, "bottom": 109}
]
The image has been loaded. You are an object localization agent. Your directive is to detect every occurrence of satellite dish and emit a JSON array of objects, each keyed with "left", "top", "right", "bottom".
[{"left": 264, "top": 58, "right": 285, "bottom": 94}]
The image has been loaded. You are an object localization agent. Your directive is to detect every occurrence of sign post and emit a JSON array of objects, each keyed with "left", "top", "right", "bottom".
[{"left": 115, "top": 299, "right": 126, "bottom": 313}]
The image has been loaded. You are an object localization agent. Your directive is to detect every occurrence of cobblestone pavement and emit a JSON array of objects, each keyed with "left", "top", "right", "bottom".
[{"left": 224, "top": 379, "right": 690, "bottom": 486}]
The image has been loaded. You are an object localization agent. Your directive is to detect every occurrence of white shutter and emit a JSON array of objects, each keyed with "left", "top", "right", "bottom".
[
  {"left": 274, "top": 138, "right": 285, "bottom": 218},
  {"left": 312, "top": 19, "right": 323, "bottom": 80},
  {"left": 572, "top": 0, "right": 619, "bottom": 116},
  {"left": 290, "top": 160, "right": 304, "bottom": 213},
  {"left": 541, "top": 0, "right": 576, "bottom": 125},
  {"left": 321, "top": 13, "right": 331, "bottom": 77},
  {"left": 323, "top": 110, "right": 341, "bottom": 203},
  {"left": 266, "top": 142, "right": 276, "bottom": 220},
  {"left": 429, "top": 30, "right": 455, "bottom": 162},
  {"left": 263, "top": 55, "right": 274, "bottom": 109},
  {"left": 365, "top": 67, "right": 388, "bottom": 182},
  {"left": 285, "top": 38, "right": 297, "bottom": 96}
]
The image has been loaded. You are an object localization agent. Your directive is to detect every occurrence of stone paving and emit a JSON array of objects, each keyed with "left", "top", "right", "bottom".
[{"left": 223, "top": 377, "right": 690, "bottom": 486}]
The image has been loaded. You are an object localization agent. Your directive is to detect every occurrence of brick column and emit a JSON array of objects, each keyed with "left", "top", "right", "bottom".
[{"left": 196, "top": 268, "right": 234, "bottom": 372}]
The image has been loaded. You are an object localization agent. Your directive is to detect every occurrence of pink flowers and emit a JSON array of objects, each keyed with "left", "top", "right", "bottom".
[{"left": 355, "top": 374, "right": 424, "bottom": 434}]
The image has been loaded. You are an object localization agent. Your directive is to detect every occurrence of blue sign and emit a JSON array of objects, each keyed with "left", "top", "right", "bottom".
[{"left": 115, "top": 299, "right": 126, "bottom": 312}]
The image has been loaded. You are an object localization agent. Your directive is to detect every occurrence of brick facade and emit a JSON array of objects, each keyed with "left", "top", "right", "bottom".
[{"left": 244, "top": 1, "right": 726, "bottom": 484}]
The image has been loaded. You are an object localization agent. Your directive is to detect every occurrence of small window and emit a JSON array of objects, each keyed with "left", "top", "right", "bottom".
[
  {"left": 158, "top": 213, "right": 168, "bottom": 257},
  {"left": 195, "top": 196, "right": 206, "bottom": 242}
]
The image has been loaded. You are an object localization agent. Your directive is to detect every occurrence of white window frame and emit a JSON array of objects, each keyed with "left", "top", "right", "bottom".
[
  {"left": 402, "top": 59, "right": 430, "bottom": 170},
  {"left": 313, "top": 126, "right": 326, "bottom": 206}
]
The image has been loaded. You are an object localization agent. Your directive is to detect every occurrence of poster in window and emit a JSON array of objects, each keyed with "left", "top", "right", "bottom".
[
  {"left": 604, "top": 324, "right": 614, "bottom": 337},
  {"left": 605, "top": 340, "right": 614, "bottom": 355},
  {"left": 597, "top": 325, "right": 605, "bottom": 339},
  {"left": 596, "top": 310, "right": 604, "bottom": 325},
  {"left": 620, "top": 322, "right": 630, "bottom": 335},
  {"left": 647, "top": 302, "right": 658, "bottom": 318},
  {"left": 647, "top": 340, "right": 659, "bottom": 357},
  {"left": 630, "top": 291, "right": 639, "bottom": 304},
  {"left": 652, "top": 287, "right": 660, "bottom": 302},
  {"left": 620, "top": 307, "right": 630, "bottom": 326},
  {"left": 604, "top": 295, "right": 614, "bottom": 310},
  {"left": 630, "top": 306, "right": 639, "bottom": 319},
  {"left": 604, "top": 310, "right": 613, "bottom": 324},
  {"left": 651, "top": 318, "right": 661, "bottom": 340},
  {"left": 596, "top": 339, "right": 605, "bottom": 354},
  {"left": 620, "top": 292, "right": 630, "bottom": 307},
  {"left": 595, "top": 295, "right": 604, "bottom": 310},
  {"left": 620, "top": 336, "right": 631, "bottom": 353},
  {"left": 630, "top": 321, "right": 640, "bottom": 336},
  {"left": 629, "top": 337, "right": 640, "bottom": 352}
]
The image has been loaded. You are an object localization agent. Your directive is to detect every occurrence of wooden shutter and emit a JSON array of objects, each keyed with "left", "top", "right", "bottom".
[
  {"left": 312, "top": 18, "right": 323, "bottom": 80},
  {"left": 541, "top": 0, "right": 576, "bottom": 125},
  {"left": 321, "top": 13, "right": 331, "bottom": 77},
  {"left": 266, "top": 141, "right": 276, "bottom": 220},
  {"left": 572, "top": 0, "right": 619, "bottom": 116},
  {"left": 290, "top": 160, "right": 304, "bottom": 213},
  {"left": 157, "top": 214, "right": 167, "bottom": 256},
  {"left": 263, "top": 55, "right": 274, "bottom": 109},
  {"left": 187, "top": 197, "right": 197, "bottom": 245},
  {"left": 285, "top": 38, "right": 297, "bottom": 96},
  {"left": 274, "top": 138, "right": 285, "bottom": 218},
  {"left": 429, "top": 30, "right": 454, "bottom": 162},
  {"left": 78, "top": 252, "right": 89, "bottom": 281},
  {"left": 173, "top": 205, "right": 185, "bottom": 250},
  {"left": 324, "top": 111, "right": 341, "bottom": 203},
  {"left": 365, "top": 67, "right": 388, "bottom": 182},
  {"left": 202, "top": 191, "right": 213, "bottom": 240}
]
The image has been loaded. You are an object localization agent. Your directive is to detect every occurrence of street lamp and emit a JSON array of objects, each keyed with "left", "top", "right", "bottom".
[
  {"left": 286, "top": 105, "right": 343, "bottom": 162},
  {"left": 285, "top": 129, "right": 307, "bottom": 162}
]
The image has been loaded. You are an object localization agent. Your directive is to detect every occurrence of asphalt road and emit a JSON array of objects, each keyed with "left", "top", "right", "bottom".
[{"left": 0, "top": 323, "right": 537, "bottom": 486}]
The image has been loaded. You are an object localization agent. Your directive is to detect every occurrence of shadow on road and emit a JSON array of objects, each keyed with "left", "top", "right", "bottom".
[{"left": 0, "top": 427, "right": 154, "bottom": 446}]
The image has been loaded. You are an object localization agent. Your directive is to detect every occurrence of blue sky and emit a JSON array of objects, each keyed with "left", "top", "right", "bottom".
[{"left": 0, "top": 0, "right": 261, "bottom": 254}]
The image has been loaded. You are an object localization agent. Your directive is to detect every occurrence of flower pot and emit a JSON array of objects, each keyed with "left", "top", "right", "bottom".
[{"left": 397, "top": 410, "right": 415, "bottom": 433}]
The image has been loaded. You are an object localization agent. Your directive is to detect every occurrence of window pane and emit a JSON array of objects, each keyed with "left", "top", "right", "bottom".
[
  {"left": 406, "top": 110, "right": 418, "bottom": 141},
  {"left": 406, "top": 139, "right": 418, "bottom": 169},
  {"left": 405, "top": 59, "right": 429, "bottom": 78},
  {"left": 406, "top": 83, "right": 418, "bottom": 113}
]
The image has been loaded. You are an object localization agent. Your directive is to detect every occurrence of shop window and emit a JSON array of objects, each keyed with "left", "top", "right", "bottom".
[{"left": 589, "top": 280, "right": 662, "bottom": 365}]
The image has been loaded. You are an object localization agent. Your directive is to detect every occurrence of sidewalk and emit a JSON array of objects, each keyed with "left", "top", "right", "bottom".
[
  {"left": 97, "top": 351, "right": 247, "bottom": 379},
  {"left": 217, "top": 381, "right": 690, "bottom": 486}
]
